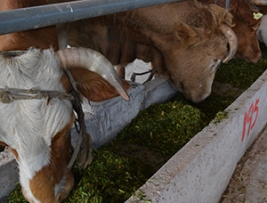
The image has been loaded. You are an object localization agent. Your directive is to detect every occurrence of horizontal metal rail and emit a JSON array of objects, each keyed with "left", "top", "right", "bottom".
[{"left": 0, "top": 0, "right": 183, "bottom": 35}]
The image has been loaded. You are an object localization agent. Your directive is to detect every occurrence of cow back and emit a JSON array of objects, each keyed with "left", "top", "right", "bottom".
[{"left": 0, "top": 0, "right": 58, "bottom": 51}]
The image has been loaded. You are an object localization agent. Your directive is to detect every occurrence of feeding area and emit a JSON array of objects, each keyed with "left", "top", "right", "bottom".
[
  {"left": 2, "top": 50, "right": 267, "bottom": 203},
  {"left": 1, "top": 0, "right": 267, "bottom": 203}
]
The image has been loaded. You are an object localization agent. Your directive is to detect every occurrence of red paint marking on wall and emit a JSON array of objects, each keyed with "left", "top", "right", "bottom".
[{"left": 242, "top": 98, "right": 260, "bottom": 141}]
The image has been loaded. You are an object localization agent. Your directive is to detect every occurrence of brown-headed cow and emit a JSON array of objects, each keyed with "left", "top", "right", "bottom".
[
  {"left": 51, "top": 0, "right": 238, "bottom": 103},
  {"left": 0, "top": 1, "right": 129, "bottom": 203},
  {"left": 198, "top": 0, "right": 262, "bottom": 63},
  {"left": 244, "top": 0, "right": 267, "bottom": 51}
]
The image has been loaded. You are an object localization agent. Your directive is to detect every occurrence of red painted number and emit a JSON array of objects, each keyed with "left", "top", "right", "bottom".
[{"left": 242, "top": 98, "right": 260, "bottom": 141}]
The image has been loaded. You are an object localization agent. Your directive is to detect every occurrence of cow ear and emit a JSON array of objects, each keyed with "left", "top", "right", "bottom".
[
  {"left": 174, "top": 21, "right": 199, "bottom": 47},
  {"left": 208, "top": 4, "right": 234, "bottom": 27},
  {"left": 65, "top": 68, "right": 130, "bottom": 102}
]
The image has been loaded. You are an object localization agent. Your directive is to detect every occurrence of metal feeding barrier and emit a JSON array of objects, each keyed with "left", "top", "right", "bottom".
[
  {"left": 0, "top": 0, "right": 181, "bottom": 201},
  {"left": 0, "top": 0, "right": 184, "bottom": 35}
]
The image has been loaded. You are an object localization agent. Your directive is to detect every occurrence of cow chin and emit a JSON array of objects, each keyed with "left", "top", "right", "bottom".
[
  {"left": 23, "top": 154, "right": 74, "bottom": 203},
  {"left": 24, "top": 153, "right": 74, "bottom": 203},
  {"left": 169, "top": 80, "right": 212, "bottom": 103},
  {"left": 183, "top": 89, "right": 211, "bottom": 104},
  {"left": 54, "top": 169, "right": 75, "bottom": 203}
]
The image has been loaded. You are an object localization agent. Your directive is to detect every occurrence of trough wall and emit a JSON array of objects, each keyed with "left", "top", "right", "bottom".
[
  {"left": 126, "top": 69, "right": 267, "bottom": 203},
  {"left": 1, "top": 69, "right": 267, "bottom": 203}
]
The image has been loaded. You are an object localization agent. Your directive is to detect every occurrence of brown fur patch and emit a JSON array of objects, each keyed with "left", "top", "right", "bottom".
[
  {"left": 28, "top": 113, "right": 75, "bottom": 203},
  {"left": 61, "top": 68, "right": 130, "bottom": 102},
  {"left": 199, "top": 0, "right": 262, "bottom": 63},
  {"left": 0, "top": 0, "right": 58, "bottom": 51}
]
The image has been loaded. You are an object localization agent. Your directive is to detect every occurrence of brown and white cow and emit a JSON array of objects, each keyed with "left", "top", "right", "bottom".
[
  {"left": 50, "top": 0, "right": 238, "bottom": 103},
  {"left": 0, "top": 47, "right": 130, "bottom": 203},
  {"left": 198, "top": 0, "right": 262, "bottom": 63},
  {"left": 0, "top": 1, "right": 129, "bottom": 203},
  {"left": 241, "top": 0, "right": 267, "bottom": 50},
  {"left": 246, "top": 1, "right": 267, "bottom": 17}
]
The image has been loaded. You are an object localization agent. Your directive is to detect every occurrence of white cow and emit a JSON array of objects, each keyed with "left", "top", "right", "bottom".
[{"left": 0, "top": 48, "right": 129, "bottom": 203}]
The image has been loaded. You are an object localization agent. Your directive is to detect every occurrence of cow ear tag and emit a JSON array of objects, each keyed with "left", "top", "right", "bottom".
[{"left": 253, "top": 12, "right": 263, "bottom": 20}]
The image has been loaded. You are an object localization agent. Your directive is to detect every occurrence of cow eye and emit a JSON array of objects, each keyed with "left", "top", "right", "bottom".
[
  {"left": 210, "top": 59, "right": 220, "bottom": 73},
  {"left": 210, "top": 66, "right": 217, "bottom": 74}
]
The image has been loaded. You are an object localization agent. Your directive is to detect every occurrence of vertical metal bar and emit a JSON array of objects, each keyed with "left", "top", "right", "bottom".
[
  {"left": 225, "top": 0, "right": 230, "bottom": 10},
  {"left": 0, "top": 0, "right": 183, "bottom": 35}
]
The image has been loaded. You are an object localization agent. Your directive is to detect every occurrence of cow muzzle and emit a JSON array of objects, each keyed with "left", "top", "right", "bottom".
[{"left": 54, "top": 169, "right": 74, "bottom": 203}]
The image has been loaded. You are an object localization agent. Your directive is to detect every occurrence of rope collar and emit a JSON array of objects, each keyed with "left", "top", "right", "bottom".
[
  {"left": 0, "top": 87, "right": 74, "bottom": 104},
  {"left": 0, "top": 50, "right": 74, "bottom": 104}
]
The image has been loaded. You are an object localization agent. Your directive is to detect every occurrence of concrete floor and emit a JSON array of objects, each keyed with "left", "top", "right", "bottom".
[{"left": 220, "top": 125, "right": 267, "bottom": 203}]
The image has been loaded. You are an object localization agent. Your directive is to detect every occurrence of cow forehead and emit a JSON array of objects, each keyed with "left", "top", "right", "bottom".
[
  {"left": 0, "top": 49, "right": 63, "bottom": 90},
  {"left": 0, "top": 49, "right": 73, "bottom": 177}
]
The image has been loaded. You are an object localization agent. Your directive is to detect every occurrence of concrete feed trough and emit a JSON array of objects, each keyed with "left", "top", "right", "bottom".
[
  {"left": 126, "top": 70, "right": 267, "bottom": 202},
  {"left": 0, "top": 64, "right": 267, "bottom": 202}
]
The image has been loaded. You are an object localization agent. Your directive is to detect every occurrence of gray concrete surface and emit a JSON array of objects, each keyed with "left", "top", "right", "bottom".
[
  {"left": 126, "top": 69, "right": 267, "bottom": 203},
  {"left": 220, "top": 125, "right": 267, "bottom": 203},
  {"left": 71, "top": 76, "right": 178, "bottom": 149},
  {"left": 0, "top": 149, "right": 19, "bottom": 203}
]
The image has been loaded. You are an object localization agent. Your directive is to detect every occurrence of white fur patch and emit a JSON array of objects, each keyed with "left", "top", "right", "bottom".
[{"left": 0, "top": 48, "right": 73, "bottom": 201}]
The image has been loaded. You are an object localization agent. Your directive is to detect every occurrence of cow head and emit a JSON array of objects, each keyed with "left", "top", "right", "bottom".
[
  {"left": 230, "top": 0, "right": 262, "bottom": 63},
  {"left": 47, "top": 0, "right": 237, "bottom": 103},
  {"left": 151, "top": 3, "right": 238, "bottom": 103},
  {"left": 232, "top": 15, "right": 262, "bottom": 63},
  {"left": 197, "top": 0, "right": 262, "bottom": 63},
  {"left": 0, "top": 47, "right": 129, "bottom": 203}
]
